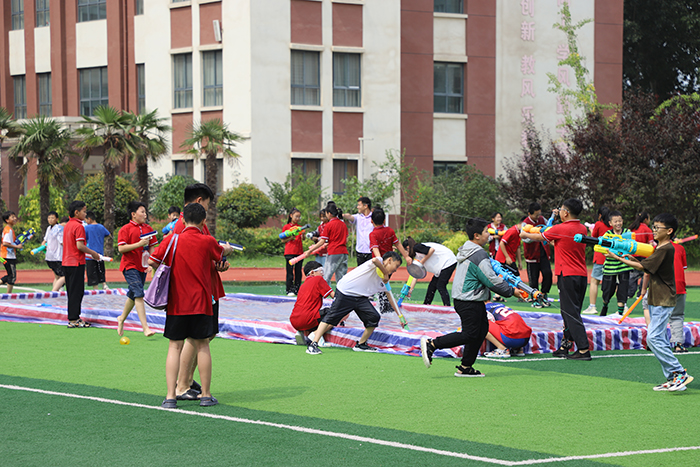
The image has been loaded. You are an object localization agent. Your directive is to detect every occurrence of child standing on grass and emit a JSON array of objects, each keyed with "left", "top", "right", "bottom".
[
  {"left": 606, "top": 213, "right": 693, "bottom": 392},
  {"left": 487, "top": 211, "right": 507, "bottom": 258},
  {"left": 85, "top": 211, "right": 111, "bottom": 290},
  {"left": 599, "top": 211, "right": 632, "bottom": 318},
  {"left": 289, "top": 260, "right": 335, "bottom": 345},
  {"left": 41, "top": 211, "right": 66, "bottom": 292},
  {"left": 306, "top": 201, "right": 348, "bottom": 286},
  {"left": 282, "top": 208, "right": 304, "bottom": 296},
  {"left": 156, "top": 203, "right": 235, "bottom": 409},
  {"left": 116, "top": 201, "right": 158, "bottom": 337},
  {"left": 420, "top": 218, "right": 516, "bottom": 377},
  {"left": 582, "top": 206, "right": 610, "bottom": 315},
  {"left": 1, "top": 211, "right": 22, "bottom": 293}
]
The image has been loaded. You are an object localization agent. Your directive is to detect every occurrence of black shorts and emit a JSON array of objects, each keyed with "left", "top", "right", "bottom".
[
  {"left": 46, "top": 260, "right": 65, "bottom": 277},
  {"left": 322, "top": 290, "right": 380, "bottom": 328},
  {"left": 2, "top": 259, "right": 17, "bottom": 285},
  {"left": 164, "top": 314, "right": 214, "bottom": 341},
  {"left": 211, "top": 301, "right": 220, "bottom": 337},
  {"left": 86, "top": 260, "right": 105, "bottom": 286}
]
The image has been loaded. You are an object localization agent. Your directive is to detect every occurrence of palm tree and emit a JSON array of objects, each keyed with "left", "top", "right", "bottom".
[
  {"left": 8, "top": 117, "right": 80, "bottom": 235},
  {"left": 0, "top": 107, "right": 22, "bottom": 210},
  {"left": 126, "top": 110, "right": 172, "bottom": 207},
  {"left": 76, "top": 106, "right": 137, "bottom": 256},
  {"left": 181, "top": 119, "right": 247, "bottom": 235}
]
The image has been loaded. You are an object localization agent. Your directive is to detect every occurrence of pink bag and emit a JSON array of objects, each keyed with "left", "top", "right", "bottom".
[{"left": 144, "top": 234, "right": 179, "bottom": 310}]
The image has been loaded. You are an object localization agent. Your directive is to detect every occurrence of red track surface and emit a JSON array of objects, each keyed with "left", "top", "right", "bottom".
[{"left": 14, "top": 267, "right": 700, "bottom": 286}]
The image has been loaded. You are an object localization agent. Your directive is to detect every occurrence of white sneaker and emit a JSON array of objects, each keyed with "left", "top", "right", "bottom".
[
  {"left": 295, "top": 331, "right": 306, "bottom": 346},
  {"left": 484, "top": 348, "right": 510, "bottom": 358},
  {"left": 287, "top": 292, "right": 295, "bottom": 297},
  {"left": 319, "top": 336, "right": 331, "bottom": 347},
  {"left": 582, "top": 305, "right": 597, "bottom": 315}
]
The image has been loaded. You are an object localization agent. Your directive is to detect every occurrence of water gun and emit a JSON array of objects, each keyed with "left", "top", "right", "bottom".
[
  {"left": 674, "top": 234, "right": 698, "bottom": 244},
  {"left": 14, "top": 228, "right": 36, "bottom": 245},
  {"left": 375, "top": 268, "right": 409, "bottom": 330},
  {"left": 162, "top": 219, "right": 178, "bottom": 235},
  {"left": 289, "top": 251, "right": 309, "bottom": 266},
  {"left": 487, "top": 228, "right": 506, "bottom": 236},
  {"left": 218, "top": 241, "right": 244, "bottom": 262},
  {"left": 521, "top": 212, "right": 556, "bottom": 244},
  {"left": 31, "top": 244, "right": 47, "bottom": 255},
  {"left": 140, "top": 230, "right": 158, "bottom": 268},
  {"left": 305, "top": 229, "right": 320, "bottom": 239},
  {"left": 573, "top": 233, "right": 654, "bottom": 258},
  {"left": 489, "top": 259, "right": 547, "bottom": 307},
  {"left": 99, "top": 255, "right": 113, "bottom": 262},
  {"left": 397, "top": 276, "right": 415, "bottom": 307},
  {"left": 279, "top": 224, "right": 311, "bottom": 240}
]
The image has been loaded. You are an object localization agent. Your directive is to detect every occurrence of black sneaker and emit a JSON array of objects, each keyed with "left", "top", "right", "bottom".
[
  {"left": 672, "top": 343, "right": 688, "bottom": 354},
  {"left": 454, "top": 366, "right": 485, "bottom": 377},
  {"left": 353, "top": 341, "right": 377, "bottom": 352},
  {"left": 306, "top": 342, "right": 322, "bottom": 355},
  {"left": 565, "top": 350, "right": 592, "bottom": 361},
  {"left": 420, "top": 337, "right": 434, "bottom": 368},
  {"left": 552, "top": 340, "right": 572, "bottom": 358}
]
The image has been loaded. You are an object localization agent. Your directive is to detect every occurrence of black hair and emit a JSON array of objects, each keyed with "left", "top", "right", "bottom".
[
  {"left": 490, "top": 212, "right": 503, "bottom": 221},
  {"left": 184, "top": 183, "right": 214, "bottom": 204},
  {"left": 85, "top": 210, "right": 96, "bottom": 221},
  {"left": 183, "top": 202, "right": 207, "bottom": 225},
  {"left": 127, "top": 201, "right": 147, "bottom": 219},
  {"left": 562, "top": 198, "right": 583, "bottom": 217},
  {"left": 652, "top": 213, "right": 678, "bottom": 239},
  {"left": 287, "top": 208, "right": 301, "bottom": 225},
  {"left": 60, "top": 217, "right": 69, "bottom": 224},
  {"left": 168, "top": 206, "right": 181, "bottom": 215},
  {"left": 357, "top": 197, "right": 371, "bottom": 209},
  {"left": 402, "top": 236, "right": 417, "bottom": 259},
  {"left": 371, "top": 207, "right": 386, "bottom": 226},
  {"left": 68, "top": 200, "right": 86, "bottom": 218},
  {"left": 303, "top": 260, "right": 322, "bottom": 276},
  {"left": 2, "top": 211, "right": 15, "bottom": 222},
  {"left": 382, "top": 250, "right": 402, "bottom": 265},
  {"left": 597, "top": 206, "right": 611, "bottom": 224},
  {"left": 48, "top": 211, "right": 58, "bottom": 218},
  {"left": 466, "top": 217, "right": 489, "bottom": 240},
  {"left": 319, "top": 208, "right": 326, "bottom": 218},
  {"left": 629, "top": 211, "right": 649, "bottom": 231},
  {"left": 326, "top": 201, "right": 342, "bottom": 219},
  {"left": 608, "top": 210, "right": 623, "bottom": 220},
  {"left": 527, "top": 202, "right": 541, "bottom": 215},
  {"left": 520, "top": 215, "right": 528, "bottom": 222}
]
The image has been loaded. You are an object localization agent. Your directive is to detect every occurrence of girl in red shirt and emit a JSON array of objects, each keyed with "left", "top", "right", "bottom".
[
  {"left": 282, "top": 208, "right": 305, "bottom": 296},
  {"left": 488, "top": 212, "right": 507, "bottom": 258},
  {"left": 307, "top": 202, "right": 348, "bottom": 285},
  {"left": 628, "top": 211, "right": 653, "bottom": 300}
]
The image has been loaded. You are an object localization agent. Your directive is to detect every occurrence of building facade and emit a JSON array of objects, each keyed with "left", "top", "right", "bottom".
[{"left": 0, "top": 0, "right": 623, "bottom": 214}]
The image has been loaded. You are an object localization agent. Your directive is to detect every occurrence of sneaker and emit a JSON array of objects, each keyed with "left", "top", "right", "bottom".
[
  {"left": 319, "top": 336, "right": 330, "bottom": 347},
  {"left": 306, "top": 342, "right": 322, "bottom": 355},
  {"left": 653, "top": 380, "right": 672, "bottom": 391},
  {"left": 565, "top": 350, "right": 592, "bottom": 361},
  {"left": 287, "top": 292, "right": 295, "bottom": 297},
  {"left": 353, "top": 341, "right": 377, "bottom": 352},
  {"left": 420, "top": 337, "right": 434, "bottom": 368},
  {"left": 510, "top": 348, "right": 526, "bottom": 357},
  {"left": 552, "top": 340, "right": 572, "bottom": 358},
  {"left": 582, "top": 305, "right": 598, "bottom": 315},
  {"left": 668, "top": 371, "right": 693, "bottom": 392},
  {"left": 454, "top": 366, "right": 485, "bottom": 377},
  {"left": 295, "top": 331, "right": 306, "bottom": 346},
  {"left": 484, "top": 348, "right": 510, "bottom": 358},
  {"left": 531, "top": 301, "right": 543, "bottom": 309},
  {"left": 672, "top": 343, "right": 688, "bottom": 354}
]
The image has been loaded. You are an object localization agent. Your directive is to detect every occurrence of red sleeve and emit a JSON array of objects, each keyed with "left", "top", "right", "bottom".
[
  {"left": 541, "top": 223, "right": 565, "bottom": 242},
  {"left": 117, "top": 225, "right": 128, "bottom": 246},
  {"left": 501, "top": 227, "right": 517, "bottom": 245},
  {"left": 282, "top": 223, "right": 292, "bottom": 234},
  {"left": 320, "top": 222, "right": 331, "bottom": 240},
  {"left": 315, "top": 276, "right": 333, "bottom": 298},
  {"left": 206, "top": 236, "right": 225, "bottom": 263},
  {"left": 390, "top": 231, "right": 398, "bottom": 245},
  {"left": 369, "top": 230, "right": 378, "bottom": 250},
  {"left": 75, "top": 224, "right": 86, "bottom": 242},
  {"left": 150, "top": 235, "right": 173, "bottom": 264}
]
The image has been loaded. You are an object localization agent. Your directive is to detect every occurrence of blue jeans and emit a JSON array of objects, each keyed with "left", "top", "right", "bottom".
[
  {"left": 647, "top": 305, "right": 684, "bottom": 380},
  {"left": 123, "top": 269, "right": 147, "bottom": 301}
]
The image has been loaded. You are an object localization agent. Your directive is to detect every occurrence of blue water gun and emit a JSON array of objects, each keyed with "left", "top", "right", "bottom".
[
  {"left": 162, "top": 219, "right": 177, "bottom": 235},
  {"left": 396, "top": 276, "right": 415, "bottom": 307},
  {"left": 279, "top": 224, "right": 311, "bottom": 239},
  {"left": 490, "top": 259, "right": 547, "bottom": 306}
]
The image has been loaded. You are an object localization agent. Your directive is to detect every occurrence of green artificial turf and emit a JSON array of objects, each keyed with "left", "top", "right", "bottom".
[{"left": 1, "top": 321, "right": 699, "bottom": 466}]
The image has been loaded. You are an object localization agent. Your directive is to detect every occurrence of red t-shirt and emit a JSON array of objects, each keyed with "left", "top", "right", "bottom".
[
  {"left": 155, "top": 227, "right": 224, "bottom": 316},
  {"left": 118, "top": 220, "right": 158, "bottom": 272},
  {"left": 282, "top": 223, "right": 304, "bottom": 256},
  {"left": 62, "top": 217, "right": 86, "bottom": 266},
  {"left": 320, "top": 217, "right": 348, "bottom": 255},
  {"left": 523, "top": 215, "right": 551, "bottom": 261},
  {"left": 314, "top": 222, "right": 327, "bottom": 257},
  {"left": 489, "top": 314, "right": 532, "bottom": 340},
  {"left": 632, "top": 223, "right": 653, "bottom": 244},
  {"left": 369, "top": 225, "right": 398, "bottom": 257},
  {"left": 673, "top": 242, "right": 687, "bottom": 295},
  {"left": 591, "top": 220, "right": 611, "bottom": 265},
  {"left": 494, "top": 225, "right": 521, "bottom": 264},
  {"left": 289, "top": 275, "right": 333, "bottom": 331},
  {"left": 541, "top": 219, "right": 588, "bottom": 277},
  {"left": 488, "top": 222, "right": 507, "bottom": 257}
]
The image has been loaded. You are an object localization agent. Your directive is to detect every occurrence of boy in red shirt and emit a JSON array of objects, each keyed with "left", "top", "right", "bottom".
[
  {"left": 282, "top": 208, "right": 304, "bottom": 296},
  {"left": 521, "top": 198, "right": 591, "bottom": 360},
  {"left": 151, "top": 203, "right": 235, "bottom": 409},
  {"left": 63, "top": 201, "right": 101, "bottom": 328},
  {"left": 482, "top": 302, "right": 532, "bottom": 358},
  {"left": 583, "top": 206, "right": 610, "bottom": 314},
  {"left": 523, "top": 203, "right": 552, "bottom": 304},
  {"left": 369, "top": 208, "right": 411, "bottom": 263},
  {"left": 289, "top": 261, "right": 335, "bottom": 345},
  {"left": 116, "top": 201, "right": 158, "bottom": 337}
]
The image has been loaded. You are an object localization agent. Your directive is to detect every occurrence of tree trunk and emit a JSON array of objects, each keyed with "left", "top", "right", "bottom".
[
  {"left": 205, "top": 150, "right": 218, "bottom": 236},
  {"left": 39, "top": 179, "right": 50, "bottom": 238},
  {"left": 136, "top": 159, "right": 149, "bottom": 208},
  {"left": 103, "top": 163, "right": 117, "bottom": 257}
]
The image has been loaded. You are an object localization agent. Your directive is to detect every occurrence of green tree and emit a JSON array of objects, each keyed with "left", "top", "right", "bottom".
[
  {"left": 265, "top": 168, "right": 325, "bottom": 226},
  {"left": 8, "top": 117, "right": 81, "bottom": 235},
  {"left": 127, "top": 110, "right": 171, "bottom": 207},
  {"left": 0, "top": 107, "right": 22, "bottom": 211},
  {"left": 218, "top": 183, "right": 277, "bottom": 229},
  {"left": 18, "top": 184, "right": 68, "bottom": 236},
  {"left": 76, "top": 172, "right": 139, "bottom": 232},
  {"left": 181, "top": 119, "right": 247, "bottom": 235},
  {"left": 150, "top": 174, "right": 198, "bottom": 220},
  {"left": 76, "top": 106, "right": 138, "bottom": 255}
]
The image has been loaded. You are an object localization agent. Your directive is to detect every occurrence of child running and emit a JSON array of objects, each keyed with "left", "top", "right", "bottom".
[
  {"left": 289, "top": 260, "right": 335, "bottom": 345},
  {"left": 606, "top": 213, "right": 693, "bottom": 392}
]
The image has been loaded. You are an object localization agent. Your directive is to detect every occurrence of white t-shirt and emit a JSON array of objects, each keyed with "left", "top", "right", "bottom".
[
  {"left": 44, "top": 224, "right": 64, "bottom": 262},
  {"left": 351, "top": 212, "right": 373, "bottom": 254},
  {"left": 3, "top": 229, "right": 16, "bottom": 259},
  {"left": 417, "top": 242, "right": 457, "bottom": 276},
  {"left": 337, "top": 259, "right": 386, "bottom": 297}
]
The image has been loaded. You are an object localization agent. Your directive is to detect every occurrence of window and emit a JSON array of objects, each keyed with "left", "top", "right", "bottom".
[
  {"left": 202, "top": 159, "right": 224, "bottom": 194},
  {"left": 291, "top": 50, "right": 320, "bottom": 106},
  {"left": 434, "top": 0, "right": 463, "bottom": 14},
  {"left": 202, "top": 50, "right": 223, "bottom": 107},
  {"left": 38, "top": 73, "right": 52, "bottom": 117},
  {"left": 79, "top": 67, "right": 108, "bottom": 116},
  {"left": 11, "top": 0, "right": 24, "bottom": 30},
  {"left": 333, "top": 53, "right": 361, "bottom": 107},
  {"left": 135, "top": 0, "right": 144, "bottom": 15},
  {"left": 137, "top": 64, "right": 145, "bottom": 114},
  {"left": 78, "top": 0, "right": 107, "bottom": 22},
  {"left": 36, "top": 0, "right": 50, "bottom": 27},
  {"left": 433, "top": 161, "right": 463, "bottom": 176},
  {"left": 332, "top": 160, "right": 358, "bottom": 195},
  {"left": 13, "top": 76, "right": 26, "bottom": 119},
  {"left": 434, "top": 62, "right": 463, "bottom": 113},
  {"left": 173, "top": 54, "right": 192, "bottom": 109},
  {"left": 173, "top": 160, "right": 194, "bottom": 178},
  {"left": 292, "top": 159, "right": 321, "bottom": 187}
]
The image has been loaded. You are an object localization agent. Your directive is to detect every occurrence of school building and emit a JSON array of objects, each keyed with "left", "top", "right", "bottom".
[{"left": 0, "top": 0, "right": 623, "bottom": 213}]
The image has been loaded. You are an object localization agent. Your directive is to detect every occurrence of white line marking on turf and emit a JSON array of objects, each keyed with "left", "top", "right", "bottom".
[
  {"left": 2, "top": 384, "right": 698, "bottom": 466},
  {"left": 479, "top": 352, "right": 700, "bottom": 363}
]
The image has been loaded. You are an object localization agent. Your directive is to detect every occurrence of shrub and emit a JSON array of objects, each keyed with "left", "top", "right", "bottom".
[
  {"left": 443, "top": 232, "right": 468, "bottom": 255},
  {"left": 18, "top": 184, "right": 68, "bottom": 235},
  {"left": 75, "top": 173, "right": 139, "bottom": 227},
  {"left": 149, "top": 174, "right": 198, "bottom": 220},
  {"left": 218, "top": 183, "right": 277, "bottom": 229}
]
